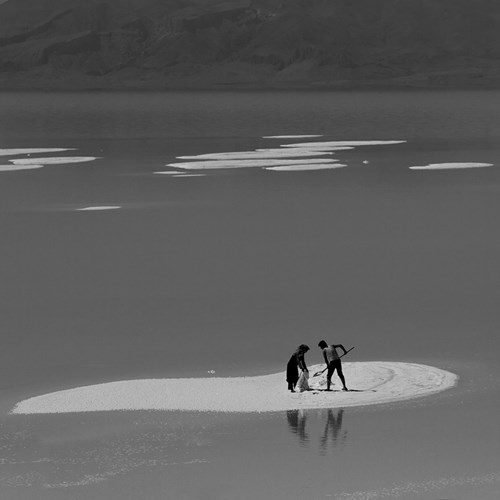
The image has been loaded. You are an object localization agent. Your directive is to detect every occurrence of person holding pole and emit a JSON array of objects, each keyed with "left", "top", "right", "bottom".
[{"left": 318, "top": 340, "right": 349, "bottom": 391}]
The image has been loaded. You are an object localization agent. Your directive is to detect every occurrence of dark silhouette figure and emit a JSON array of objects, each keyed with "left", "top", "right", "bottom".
[
  {"left": 286, "top": 344, "right": 310, "bottom": 392},
  {"left": 318, "top": 340, "right": 348, "bottom": 391}
]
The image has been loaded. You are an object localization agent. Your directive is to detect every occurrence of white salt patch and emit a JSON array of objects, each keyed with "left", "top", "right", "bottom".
[
  {"left": 10, "top": 362, "right": 457, "bottom": 414},
  {"left": 410, "top": 162, "right": 494, "bottom": 170},
  {"left": 76, "top": 206, "right": 121, "bottom": 211},
  {"left": 170, "top": 174, "right": 206, "bottom": 177},
  {"left": 255, "top": 147, "right": 344, "bottom": 153},
  {"left": 177, "top": 149, "right": 333, "bottom": 160},
  {"left": 9, "top": 156, "right": 99, "bottom": 165},
  {"left": 0, "top": 164, "right": 44, "bottom": 172},
  {"left": 265, "top": 163, "right": 347, "bottom": 171},
  {"left": 154, "top": 171, "right": 185, "bottom": 175},
  {"left": 263, "top": 135, "right": 323, "bottom": 139},
  {"left": 0, "top": 148, "right": 75, "bottom": 157},
  {"left": 167, "top": 159, "right": 340, "bottom": 170},
  {"left": 282, "top": 140, "right": 406, "bottom": 148}
]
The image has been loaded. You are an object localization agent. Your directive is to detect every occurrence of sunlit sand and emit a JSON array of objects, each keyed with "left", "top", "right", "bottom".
[
  {"left": 265, "top": 164, "right": 347, "bottom": 171},
  {"left": 177, "top": 149, "right": 334, "bottom": 160},
  {"left": 281, "top": 140, "right": 406, "bottom": 148},
  {"left": 263, "top": 135, "right": 323, "bottom": 139},
  {"left": 410, "top": 162, "right": 494, "bottom": 170},
  {"left": 0, "top": 148, "right": 75, "bottom": 156},
  {"left": 9, "top": 156, "right": 99, "bottom": 165},
  {"left": 76, "top": 206, "right": 121, "bottom": 211},
  {"left": 11, "top": 362, "right": 457, "bottom": 414},
  {"left": 0, "top": 164, "right": 44, "bottom": 171},
  {"left": 168, "top": 158, "right": 340, "bottom": 170}
]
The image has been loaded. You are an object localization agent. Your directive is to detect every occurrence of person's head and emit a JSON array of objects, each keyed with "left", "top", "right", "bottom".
[
  {"left": 318, "top": 340, "right": 328, "bottom": 349},
  {"left": 297, "top": 344, "right": 310, "bottom": 353}
]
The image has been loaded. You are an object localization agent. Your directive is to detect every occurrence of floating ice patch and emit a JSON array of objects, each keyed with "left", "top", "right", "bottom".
[
  {"left": 167, "top": 159, "right": 340, "bottom": 170},
  {"left": 0, "top": 164, "right": 44, "bottom": 172},
  {"left": 263, "top": 135, "right": 323, "bottom": 139},
  {"left": 410, "top": 162, "right": 494, "bottom": 170},
  {"left": 282, "top": 140, "right": 406, "bottom": 148},
  {"left": 0, "top": 148, "right": 76, "bottom": 157},
  {"left": 265, "top": 163, "right": 347, "bottom": 171},
  {"left": 76, "top": 206, "right": 121, "bottom": 211},
  {"left": 10, "top": 362, "right": 457, "bottom": 414},
  {"left": 177, "top": 149, "right": 333, "bottom": 160},
  {"left": 9, "top": 156, "right": 99, "bottom": 165}
]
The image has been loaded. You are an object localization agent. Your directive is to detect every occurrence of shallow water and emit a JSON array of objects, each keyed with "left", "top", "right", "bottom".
[{"left": 0, "top": 90, "right": 499, "bottom": 499}]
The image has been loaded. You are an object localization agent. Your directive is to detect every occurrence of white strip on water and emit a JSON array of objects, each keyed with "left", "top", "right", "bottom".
[
  {"left": 167, "top": 158, "right": 340, "bottom": 170},
  {"left": 410, "top": 162, "right": 494, "bottom": 170},
  {"left": 0, "top": 164, "right": 44, "bottom": 171},
  {"left": 265, "top": 164, "right": 347, "bottom": 171},
  {"left": 76, "top": 206, "right": 121, "bottom": 211},
  {"left": 0, "top": 148, "right": 76, "bottom": 157},
  {"left": 281, "top": 140, "right": 406, "bottom": 148},
  {"left": 154, "top": 171, "right": 185, "bottom": 175},
  {"left": 177, "top": 149, "right": 334, "bottom": 160},
  {"left": 263, "top": 135, "right": 323, "bottom": 139},
  {"left": 10, "top": 157, "right": 100, "bottom": 165}
]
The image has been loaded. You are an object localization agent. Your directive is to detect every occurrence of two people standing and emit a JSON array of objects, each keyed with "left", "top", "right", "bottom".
[{"left": 287, "top": 340, "right": 349, "bottom": 392}]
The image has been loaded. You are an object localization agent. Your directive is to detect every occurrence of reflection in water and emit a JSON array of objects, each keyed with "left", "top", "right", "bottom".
[
  {"left": 286, "top": 410, "right": 309, "bottom": 446},
  {"left": 320, "top": 409, "right": 346, "bottom": 455},
  {"left": 287, "top": 409, "right": 347, "bottom": 453}
]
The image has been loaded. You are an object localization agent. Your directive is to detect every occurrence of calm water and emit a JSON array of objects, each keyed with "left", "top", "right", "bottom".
[{"left": 0, "top": 90, "right": 499, "bottom": 499}]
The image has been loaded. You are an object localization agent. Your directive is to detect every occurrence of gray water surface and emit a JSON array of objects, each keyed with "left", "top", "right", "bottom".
[{"left": 0, "top": 90, "right": 499, "bottom": 499}]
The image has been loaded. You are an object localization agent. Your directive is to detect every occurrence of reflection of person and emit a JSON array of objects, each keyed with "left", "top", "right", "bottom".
[
  {"left": 286, "top": 344, "right": 310, "bottom": 392},
  {"left": 318, "top": 340, "right": 348, "bottom": 391},
  {"left": 320, "top": 409, "right": 345, "bottom": 453},
  {"left": 286, "top": 409, "right": 309, "bottom": 445}
]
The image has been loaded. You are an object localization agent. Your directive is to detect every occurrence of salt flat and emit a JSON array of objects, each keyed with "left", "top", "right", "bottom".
[{"left": 11, "top": 362, "right": 457, "bottom": 414}]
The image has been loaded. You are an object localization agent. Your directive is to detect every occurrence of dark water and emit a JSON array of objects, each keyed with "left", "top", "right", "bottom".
[{"left": 0, "top": 90, "right": 499, "bottom": 499}]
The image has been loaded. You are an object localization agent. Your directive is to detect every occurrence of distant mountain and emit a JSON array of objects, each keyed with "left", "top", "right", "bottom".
[{"left": 1, "top": 0, "right": 499, "bottom": 89}]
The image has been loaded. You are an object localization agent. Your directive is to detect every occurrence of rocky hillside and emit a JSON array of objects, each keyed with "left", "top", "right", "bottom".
[{"left": 1, "top": 0, "right": 500, "bottom": 89}]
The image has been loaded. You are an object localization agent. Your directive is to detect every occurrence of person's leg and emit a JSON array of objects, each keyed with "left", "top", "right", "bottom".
[
  {"left": 288, "top": 381, "right": 296, "bottom": 392},
  {"left": 326, "top": 363, "right": 335, "bottom": 391},
  {"left": 337, "top": 361, "right": 348, "bottom": 391}
]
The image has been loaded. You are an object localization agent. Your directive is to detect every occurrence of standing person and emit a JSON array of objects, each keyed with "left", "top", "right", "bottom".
[
  {"left": 286, "top": 344, "right": 310, "bottom": 392},
  {"left": 318, "top": 340, "right": 348, "bottom": 391}
]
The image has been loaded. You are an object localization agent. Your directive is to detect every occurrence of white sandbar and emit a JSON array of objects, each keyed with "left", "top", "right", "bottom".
[
  {"left": 11, "top": 362, "right": 457, "bottom": 415},
  {"left": 265, "top": 163, "right": 347, "bottom": 171},
  {"left": 282, "top": 140, "right": 406, "bottom": 148},
  {"left": 177, "top": 149, "right": 333, "bottom": 160},
  {"left": 10, "top": 156, "right": 99, "bottom": 165},
  {"left": 0, "top": 164, "right": 44, "bottom": 171},
  {"left": 410, "top": 162, "right": 494, "bottom": 170},
  {"left": 263, "top": 135, "right": 323, "bottom": 139},
  {"left": 167, "top": 158, "right": 340, "bottom": 170},
  {"left": 76, "top": 206, "right": 121, "bottom": 211},
  {"left": 0, "top": 148, "right": 75, "bottom": 157}
]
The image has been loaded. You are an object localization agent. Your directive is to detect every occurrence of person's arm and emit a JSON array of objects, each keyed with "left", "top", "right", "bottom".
[
  {"left": 322, "top": 349, "right": 329, "bottom": 367},
  {"left": 298, "top": 353, "right": 308, "bottom": 372},
  {"left": 333, "top": 344, "right": 348, "bottom": 355}
]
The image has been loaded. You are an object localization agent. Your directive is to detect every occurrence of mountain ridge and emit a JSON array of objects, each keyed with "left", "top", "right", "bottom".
[{"left": 1, "top": 0, "right": 499, "bottom": 89}]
